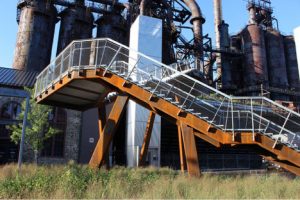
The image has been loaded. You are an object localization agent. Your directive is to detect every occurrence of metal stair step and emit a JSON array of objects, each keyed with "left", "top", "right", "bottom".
[
  {"left": 178, "top": 105, "right": 186, "bottom": 109},
  {"left": 156, "top": 94, "right": 165, "bottom": 97},
  {"left": 137, "top": 83, "right": 145, "bottom": 86},
  {"left": 164, "top": 97, "right": 173, "bottom": 101},
  {"left": 171, "top": 101, "right": 180, "bottom": 105},
  {"left": 144, "top": 87, "right": 152, "bottom": 90},
  {"left": 282, "top": 141, "right": 290, "bottom": 145},
  {"left": 131, "top": 80, "right": 139, "bottom": 84},
  {"left": 265, "top": 133, "right": 273, "bottom": 137},
  {"left": 185, "top": 109, "right": 194, "bottom": 112},
  {"left": 192, "top": 112, "right": 202, "bottom": 116},
  {"left": 201, "top": 116, "right": 209, "bottom": 119}
]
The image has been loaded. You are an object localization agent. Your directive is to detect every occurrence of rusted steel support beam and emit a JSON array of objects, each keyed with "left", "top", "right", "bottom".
[
  {"left": 89, "top": 95, "right": 129, "bottom": 168},
  {"left": 194, "top": 130, "right": 221, "bottom": 148},
  {"left": 177, "top": 123, "right": 186, "bottom": 172},
  {"left": 139, "top": 111, "right": 156, "bottom": 166},
  {"left": 180, "top": 122, "right": 200, "bottom": 176},
  {"left": 96, "top": 105, "right": 110, "bottom": 168},
  {"left": 262, "top": 155, "right": 300, "bottom": 176}
]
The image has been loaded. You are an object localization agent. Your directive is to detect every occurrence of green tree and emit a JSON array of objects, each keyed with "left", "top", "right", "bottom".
[{"left": 7, "top": 88, "right": 59, "bottom": 163}]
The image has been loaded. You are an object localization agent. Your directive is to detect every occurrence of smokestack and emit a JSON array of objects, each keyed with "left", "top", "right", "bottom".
[
  {"left": 213, "top": 0, "right": 222, "bottom": 49},
  {"left": 213, "top": 0, "right": 222, "bottom": 80}
]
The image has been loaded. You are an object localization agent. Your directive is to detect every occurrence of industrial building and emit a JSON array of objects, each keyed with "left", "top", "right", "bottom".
[{"left": 1, "top": 0, "right": 300, "bottom": 175}]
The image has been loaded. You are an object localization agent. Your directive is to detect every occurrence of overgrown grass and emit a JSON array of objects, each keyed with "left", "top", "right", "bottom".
[{"left": 0, "top": 163, "right": 300, "bottom": 199}]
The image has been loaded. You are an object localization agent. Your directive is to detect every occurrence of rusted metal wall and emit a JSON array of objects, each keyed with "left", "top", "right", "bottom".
[
  {"left": 284, "top": 36, "right": 300, "bottom": 89},
  {"left": 56, "top": 3, "right": 94, "bottom": 54},
  {"left": 241, "top": 24, "right": 268, "bottom": 89},
  {"left": 96, "top": 13, "right": 128, "bottom": 45},
  {"left": 219, "top": 23, "right": 232, "bottom": 89},
  {"left": 229, "top": 35, "right": 243, "bottom": 89},
  {"left": 265, "top": 29, "right": 289, "bottom": 100},
  {"left": 13, "top": 0, "right": 57, "bottom": 72}
]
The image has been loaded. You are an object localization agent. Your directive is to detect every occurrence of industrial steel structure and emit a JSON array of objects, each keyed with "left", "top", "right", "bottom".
[
  {"left": 34, "top": 38, "right": 300, "bottom": 175},
  {"left": 7, "top": 0, "right": 300, "bottom": 174}
]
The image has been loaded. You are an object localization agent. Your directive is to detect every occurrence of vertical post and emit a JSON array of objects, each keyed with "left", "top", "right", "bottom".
[
  {"left": 89, "top": 95, "right": 129, "bottom": 168},
  {"left": 89, "top": 40, "right": 97, "bottom": 67},
  {"left": 97, "top": 105, "right": 110, "bottom": 168},
  {"left": 18, "top": 95, "right": 30, "bottom": 171},
  {"left": 180, "top": 122, "right": 200, "bottom": 176},
  {"left": 78, "top": 42, "right": 83, "bottom": 68},
  {"left": 106, "top": 46, "right": 122, "bottom": 72},
  {"left": 177, "top": 123, "right": 185, "bottom": 172},
  {"left": 61, "top": 50, "right": 65, "bottom": 75},
  {"left": 259, "top": 98, "right": 263, "bottom": 132},
  {"left": 178, "top": 82, "right": 196, "bottom": 114},
  {"left": 139, "top": 111, "right": 156, "bottom": 166},
  {"left": 231, "top": 99, "right": 235, "bottom": 141},
  {"left": 99, "top": 40, "right": 108, "bottom": 66},
  {"left": 251, "top": 99, "right": 255, "bottom": 141}
]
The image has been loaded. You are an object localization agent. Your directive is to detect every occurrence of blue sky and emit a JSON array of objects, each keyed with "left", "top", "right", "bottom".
[{"left": 0, "top": 0, "right": 299, "bottom": 68}]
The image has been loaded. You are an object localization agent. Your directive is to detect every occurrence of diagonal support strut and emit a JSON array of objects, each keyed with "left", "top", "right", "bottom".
[
  {"left": 139, "top": 111, "right": 156, "bottom": 166},
  {"left": 89, "top": 95, "right": 129, "bottom": 168}
]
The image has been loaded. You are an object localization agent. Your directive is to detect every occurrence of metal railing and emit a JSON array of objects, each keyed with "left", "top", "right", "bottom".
[{"left": 34, "top": 38, "right": 300, "bottom": 151}]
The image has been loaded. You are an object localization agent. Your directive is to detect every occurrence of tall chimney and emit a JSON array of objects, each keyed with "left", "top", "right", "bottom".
[
  {"left": 213, "top": 0, "right": 222, "bottom": 79},
  {"left": 214, "top": 0, "right": 222, "bottom": 49}
]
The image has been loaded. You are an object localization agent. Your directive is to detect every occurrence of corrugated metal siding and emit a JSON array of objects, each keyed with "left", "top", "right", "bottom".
[{"left": 0, "top": 67, "right": 38, "bottom": 88}]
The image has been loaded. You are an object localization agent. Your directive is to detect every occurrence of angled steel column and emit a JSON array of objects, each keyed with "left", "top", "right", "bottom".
[
  {"left": 89, "top": 95, "right": 129, "bottom": 168},
  {"left": 139, "top": 111, "right": 156, "bottom": 166},
  {"left": 97, "top": 105, "right": 110, "bottom": 168},
  {"left": 177, "top": 123, "right": 186, "bottom": 172},
  {"left": 180, "top": 122, "right": 200, "bottom": 176}
]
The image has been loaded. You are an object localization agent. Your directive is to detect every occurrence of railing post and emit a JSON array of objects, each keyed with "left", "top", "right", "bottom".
[
  {"left": 179, "top": 82, "right": 196, "bottom": 112},
  {"left": 259, "top": 98, "right": 263, "bottom": 132},
  {"left": 51, "top": 65, "right": 55, "bottom": 86},
  {"left": 69, "top": 44, "right": 73, "bottom": 69},
  {"left": 207, "top": 97, "right": 225, "bottom": 131},
  {"left": 231, "top": 99, "right": 235, "bottom": 141},
  {"left": 251, "top": 99, "right": 255, "bottom": 141},
  {"left": 124, "top": 57, "right": 141, "bottom": 83},
  {"left": 99, "top": 40, "right": 108, "bottom": 66},
  {"left": 149, "top": 68, "right": 167, "bottom": 99},
  {"left": 104, "top": 46, "right": 122, "bottom": 75},
  {"left": 78, "top": 42, "right": 83, "bottom": 71},
  {"left": 264, "top": 120, "right": 270, "bottom": 134},
  {"left": 60, "top": 51, "right": 64, "bottom": 76},
  {"left": 224, "top": 100, "right": 230, "bottom": 132},
  {"left": 94, "top": 40, "right": 99, "bottom": 69}
]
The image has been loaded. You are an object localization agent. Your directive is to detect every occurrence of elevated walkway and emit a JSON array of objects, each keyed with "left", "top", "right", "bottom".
[{"left": 34, "top": 38, "right": 300, "bottom": 176}]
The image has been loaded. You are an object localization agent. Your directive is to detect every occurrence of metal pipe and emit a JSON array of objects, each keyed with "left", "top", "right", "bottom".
[
  {"left": 140, "top": 0, "right": 151, "bottom": 15},
  {"left": 182, "top": 0, "right": 205, "bottom": 64},
  {"left": 18, "top": 95, "right": 30, "bottom": 172},
  {"left": 54, "top": 0, "right": 110, "bottom": 14},
  {"left": 249, "top": 7, "right": 256, "bottom": 24},
  {"left": 86, "top": 0, "right": 125, "bottom": 9}
]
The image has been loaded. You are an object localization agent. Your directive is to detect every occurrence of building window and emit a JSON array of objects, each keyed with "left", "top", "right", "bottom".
[
  {"left": 0, "top": 124, "right": 10, "bottom": 139},
  {"left": 0, "top": 101, "right": 21, "bottom": 120},
  {"left": 42, "top": 108, "right": 67, "bottom": 158}
]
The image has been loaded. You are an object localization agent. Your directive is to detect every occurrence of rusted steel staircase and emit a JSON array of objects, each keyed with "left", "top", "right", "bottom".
[{"left": 34, "top": 38, "right": 300, "bottom": 176}]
